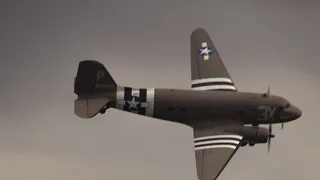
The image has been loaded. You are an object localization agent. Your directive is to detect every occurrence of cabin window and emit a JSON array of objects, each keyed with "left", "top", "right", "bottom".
[
  {"left": 180, "top": 108, "right": 186, "bottom": 112},
  {"left": 202, "top": 109, "right": 210, "bottom": 115},
  {"left": 238, "top": 110, "right": 244, "bottom": 115},
  {"left": 168, "top": 107, "right": 174, "bottom": 111}
]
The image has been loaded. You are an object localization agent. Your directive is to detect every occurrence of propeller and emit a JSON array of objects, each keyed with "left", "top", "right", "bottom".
[
  {"left": 281, "top": 123, "right": 284, "bottom": 129},
  {"left": 262, "top": 86, "right": 270, "bottom": 97},
  {"left": 267, "top": 124, "right": 275, "bottom": 153}
]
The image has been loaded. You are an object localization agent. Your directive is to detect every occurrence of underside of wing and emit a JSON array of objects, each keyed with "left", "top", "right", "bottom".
[
  {"left": 193, "top": 128, "right": 243, "bottom": 180},
  {"left": 190, "top": 28, "right": 237, "bottom": 92}
]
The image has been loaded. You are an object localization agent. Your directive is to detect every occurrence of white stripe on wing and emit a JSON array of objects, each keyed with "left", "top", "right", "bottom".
[{"left": 194, "top": 134, "right": 243, "bottom": 151}]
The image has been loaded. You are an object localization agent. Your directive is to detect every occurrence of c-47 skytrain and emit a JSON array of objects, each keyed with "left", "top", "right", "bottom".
[{"left": 73, "top": 28, "right": 302, "bottom": 180}]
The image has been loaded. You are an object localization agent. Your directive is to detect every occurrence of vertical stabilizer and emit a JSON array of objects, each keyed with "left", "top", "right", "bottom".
[{"left": 74, "top": 60, "right": 116, "bottom": 118}]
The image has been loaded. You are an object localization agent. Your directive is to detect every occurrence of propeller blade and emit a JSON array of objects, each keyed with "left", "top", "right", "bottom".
[
  {"left": 267, "top": 124, "right": 274, "bottom": 154},
  {"left": 281, "top": 123, "right": 284, "bottom": 129},
  {"left": 267, "top": 86, "right": 270, "bottom": 95},
  {"left": 268, "top": 138, "right": 271, "bottom": 153},
  {"left": 269, "top": 124, "right": 272, "bottom": 134}
]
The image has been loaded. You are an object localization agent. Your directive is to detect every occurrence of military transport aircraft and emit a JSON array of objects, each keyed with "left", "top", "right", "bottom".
[{"left": 73, "top": 28, "right": 302, "bottom": 180}]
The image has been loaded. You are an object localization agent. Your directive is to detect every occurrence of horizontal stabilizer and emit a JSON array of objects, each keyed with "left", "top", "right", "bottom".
[{"left": 74, "top": 97, "right": 110, "bottom": 118}]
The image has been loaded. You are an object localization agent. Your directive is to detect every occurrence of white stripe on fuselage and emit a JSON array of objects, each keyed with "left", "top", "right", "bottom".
[{"left": 116, "top": 86, "right": 155, "bottom": 117}]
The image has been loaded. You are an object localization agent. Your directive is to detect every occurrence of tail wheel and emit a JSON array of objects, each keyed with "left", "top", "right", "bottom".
[{"left": 99, "top": 105, "right": 108, "bottom": 114}]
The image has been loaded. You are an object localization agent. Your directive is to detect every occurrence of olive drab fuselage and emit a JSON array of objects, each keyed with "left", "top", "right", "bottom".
[{"left": 113, "top": 86, "right": 287, "bottom": 126}]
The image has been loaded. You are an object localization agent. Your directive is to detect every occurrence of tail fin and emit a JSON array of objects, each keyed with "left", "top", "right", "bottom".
[
  {"left": 74, "top": 60, "right": 116, "bottom": 118},
  {"left": 74, "top": 60, "right": 117, "bottom": 95}
]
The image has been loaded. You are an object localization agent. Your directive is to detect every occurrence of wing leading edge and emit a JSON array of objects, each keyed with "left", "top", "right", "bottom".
[
  {"left": 190, "top": 28, "right": 237, "bottom": 91},
  {"left": 194, "top": 128, "right": 243, "bottom": 180}
]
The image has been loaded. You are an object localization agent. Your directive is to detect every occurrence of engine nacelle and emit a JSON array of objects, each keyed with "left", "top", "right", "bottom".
[{"left": 222, "top": 126, "right": 269, "bottom": 145}]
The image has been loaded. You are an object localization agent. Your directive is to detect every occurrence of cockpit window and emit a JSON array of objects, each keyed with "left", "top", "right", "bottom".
[{"left": 284, "top": 103, "right": 290, "bottom": 108}]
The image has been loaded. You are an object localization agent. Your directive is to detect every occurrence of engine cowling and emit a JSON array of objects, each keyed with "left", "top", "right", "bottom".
[{"left": 222, "top": 126, "right": 269, "bottom": 145}]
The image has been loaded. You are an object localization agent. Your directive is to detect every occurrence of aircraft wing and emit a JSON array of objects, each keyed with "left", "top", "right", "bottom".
[
  {"left": 190, "top": 28, "right": 237, "bottom": 91},
  {"left": 193, "top": 126, "right": 243, "bottom": 180}
]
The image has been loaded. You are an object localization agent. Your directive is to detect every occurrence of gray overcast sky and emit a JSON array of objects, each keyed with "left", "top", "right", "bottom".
[{"left": 1, "top": 0, "right": 319, "bottom": 180}]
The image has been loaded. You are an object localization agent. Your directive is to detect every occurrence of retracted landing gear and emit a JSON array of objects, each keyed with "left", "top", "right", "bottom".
[
  {"left": 240, "top": 141, "right": 255, "bottom": 146},
  {"left": 241, "top": 142, "right": 248, "bottom": 147}
]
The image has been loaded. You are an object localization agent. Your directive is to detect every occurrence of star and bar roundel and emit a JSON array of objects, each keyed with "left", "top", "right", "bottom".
[
  {"left": 198, "top": 42, "right": 213, "bottom": 60},
  {"left": 116, "top": 87, "right": 155, "bottom": 116}
]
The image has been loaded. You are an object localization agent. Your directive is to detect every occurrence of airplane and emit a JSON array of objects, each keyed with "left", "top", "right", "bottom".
[{"left": 73, "top": 28, "right": 302, "bottom": 180}]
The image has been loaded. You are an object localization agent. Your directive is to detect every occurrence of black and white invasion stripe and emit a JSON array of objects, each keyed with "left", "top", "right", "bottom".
[
  {"left": 191, "top": 77, "right": 237, "bottom": 91},
  {"left": 116, "top": 86, "right": 155, "bottom": 117},
  {"left": 194, "top": 134, "right": 243, "bottom": 151}
]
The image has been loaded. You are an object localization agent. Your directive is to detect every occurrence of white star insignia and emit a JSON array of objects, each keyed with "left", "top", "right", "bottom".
[
  {"left": 128, "top": 97, "right": 140, "bottom": 109},
  {"left": 199, "top": 47, "right": 213, "bottom": 55},
  {"left": 198, "top": 42, "right": 213, "bottom": 60}
]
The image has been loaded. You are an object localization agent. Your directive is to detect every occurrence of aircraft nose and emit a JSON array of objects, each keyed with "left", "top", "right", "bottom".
[
  {"left": 282, "top": 105, "right": 302, "bottom": 121},
  {"left": 293, "top": 106, "right": 302, "bottom": 119}
]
